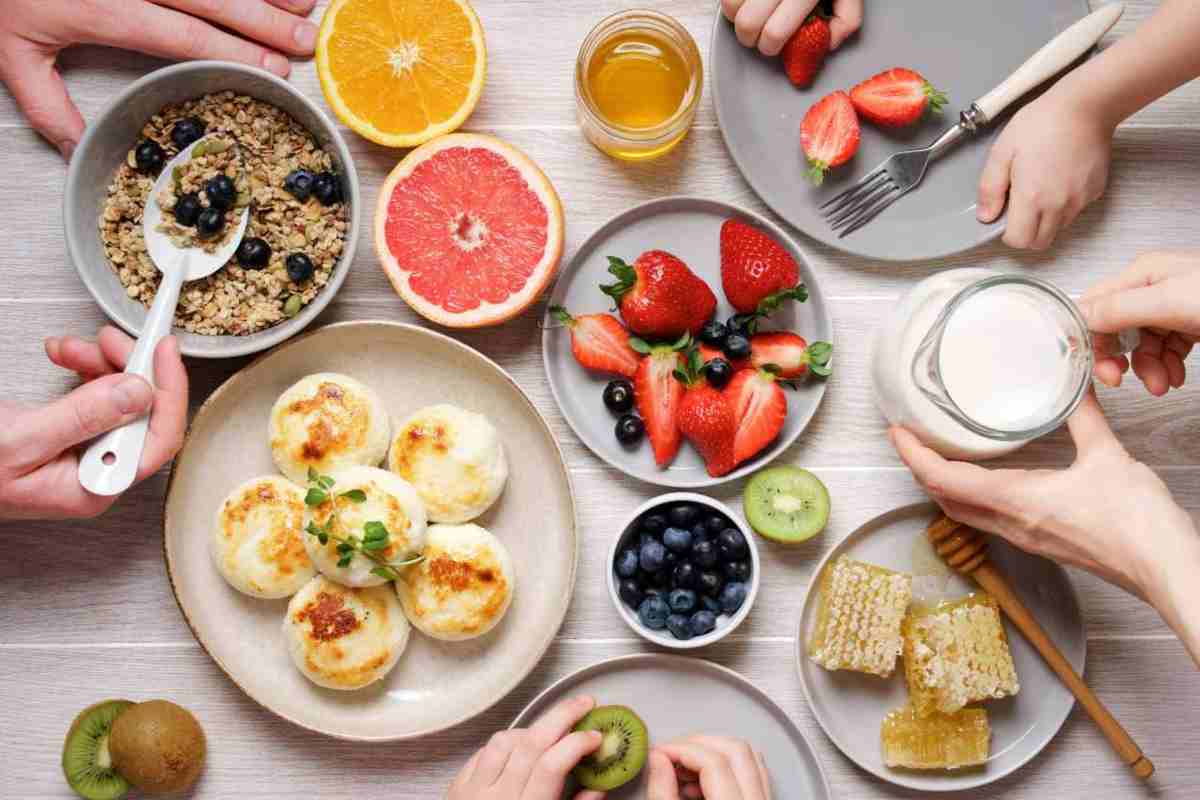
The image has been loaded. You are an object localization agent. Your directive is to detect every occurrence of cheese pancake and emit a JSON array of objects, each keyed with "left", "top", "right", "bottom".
[{"left": 212, "top": 475, "right": 315, "bottom": 598}]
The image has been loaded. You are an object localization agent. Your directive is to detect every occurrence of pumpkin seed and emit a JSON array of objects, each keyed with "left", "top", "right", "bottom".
[{"left": 283, "top": 294, "right": 303, "bottom": 317}]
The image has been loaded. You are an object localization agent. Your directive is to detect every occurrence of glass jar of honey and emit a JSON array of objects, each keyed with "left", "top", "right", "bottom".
[{"left": 575, "top": 10, "right": 703, "bottom": 161}]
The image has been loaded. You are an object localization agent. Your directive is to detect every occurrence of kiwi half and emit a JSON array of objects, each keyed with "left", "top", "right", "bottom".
[
  {"left": 744, "top": 465, "right": 830, "bottom": 543},
  {"left": 109, "top": 700, "right": 206, "bottom": 795},
  {"left": 62, "top": 700, "right": 133, "bottom": 800},
  {"left": 571, "top": 705, "right": 649, "bottom": 791}
]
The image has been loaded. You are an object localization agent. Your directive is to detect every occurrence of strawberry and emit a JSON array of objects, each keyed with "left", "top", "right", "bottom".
[
  {"left": 674, "top": 348, "right": 737, "bottom": 477},
  {"left": 633, "top": 335, "right": 689, "bottom": 467},
  {"left": 600, "top": 251, "right": 717, "bottom": 339},
  {"left": 720, "top": 218, "right": 807, "bottom": 314},
  {"left": 549, "top": 305, "right": 641, "bottom": 378},
  {"left": 781, "top": 14, "right": 831, "bottom": 88},
  {"left": 749, "top": 332, "right": 833, "bottom": 378},
  {"left": 850, "top": 68, "right": 948, "bottom": 129},
  {"left": 725, "top": 367, "right": 788, "bottom": 466},
  {"left": 800, "top": 91, "right": 860, "bottom": 186}
]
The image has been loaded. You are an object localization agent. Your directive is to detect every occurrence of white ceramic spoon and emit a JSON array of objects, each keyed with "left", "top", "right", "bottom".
[{"left": 79, "top": 135, "right": 249, "bottom": 496}]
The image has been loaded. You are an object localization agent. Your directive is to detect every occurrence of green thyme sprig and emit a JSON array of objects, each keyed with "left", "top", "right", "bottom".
[{"left": 302, "top": 468, "right": 423, "bottom": 582}]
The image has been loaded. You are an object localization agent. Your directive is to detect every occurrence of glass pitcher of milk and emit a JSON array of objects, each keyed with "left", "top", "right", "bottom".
[{"left": 872, "top": 269, "right": 1093, "bottom": 460}]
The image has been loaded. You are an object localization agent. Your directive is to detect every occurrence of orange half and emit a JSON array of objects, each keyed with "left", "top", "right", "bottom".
[{"left": 316, "top": 0, "right": 486, "bottom": 148}]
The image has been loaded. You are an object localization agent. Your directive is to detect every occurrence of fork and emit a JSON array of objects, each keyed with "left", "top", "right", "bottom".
[{"left": 822, "top": 2, "right": 1124, "bottom": 238}]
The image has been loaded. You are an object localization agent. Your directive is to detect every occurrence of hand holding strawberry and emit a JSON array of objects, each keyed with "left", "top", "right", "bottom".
[{"left": 781, "top": 14, "right": 830, "bottom": 88}]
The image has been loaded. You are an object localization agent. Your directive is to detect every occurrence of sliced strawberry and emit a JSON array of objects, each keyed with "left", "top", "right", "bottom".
[
  {"left": 550, "top": 305, "right": 641, "bottom": 377},
  {"left": 725, "top": 368, "right": 788, "bottom": 465},
  {"left": 850, "top": 68, "right": 948, "bottom": 129},
  {"left": 634, "top": 339, "right": 687, "bottom": 467},
  {"left": 800, "top": 91, "right": 860, "bottom": 186},
  {"left": 781, "top": 15, "right": 830, "bottom": 88},
  {"left": 674, "top": 348, "right": 737, "bottom": 477},
  {"left": 749, "top": 332, "right": 833, "bottom": 378}
]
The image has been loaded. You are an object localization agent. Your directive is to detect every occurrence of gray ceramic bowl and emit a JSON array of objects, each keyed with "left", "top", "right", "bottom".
[{"left": 64, "top": 61, "right": 360, "bottom": 358}]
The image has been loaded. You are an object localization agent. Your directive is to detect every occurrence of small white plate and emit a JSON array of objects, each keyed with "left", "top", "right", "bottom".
[
  {"left": 796, "top": 502, "right": 1085, "bottom": 790},
  {"left": 164, "top": 321, "right": 578, "bottom": 740},
  {"left": 512, "top": 653, "right": 831, "bottom": 799}
]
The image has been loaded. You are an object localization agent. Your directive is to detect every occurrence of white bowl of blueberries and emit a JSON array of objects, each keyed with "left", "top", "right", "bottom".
[{"left": 608, "top": 493, "right": 759, "bottom": 648}]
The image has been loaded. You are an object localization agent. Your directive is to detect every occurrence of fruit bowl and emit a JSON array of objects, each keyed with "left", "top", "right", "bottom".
[{"left": 607, "top": 492, "right": 760, "bottom": 650}]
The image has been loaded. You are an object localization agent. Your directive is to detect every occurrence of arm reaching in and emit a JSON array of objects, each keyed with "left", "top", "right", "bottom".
[
  {"left": 648, "top": 735, "right": 772, "bottom": 800},
  {"left": 721, "top": 0, "right": 862, "bottom": 56}
]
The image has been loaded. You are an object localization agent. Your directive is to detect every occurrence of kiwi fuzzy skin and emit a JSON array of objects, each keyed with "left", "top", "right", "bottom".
[{"left": 108, "top": 700, "right": 206, "bottom": 794}]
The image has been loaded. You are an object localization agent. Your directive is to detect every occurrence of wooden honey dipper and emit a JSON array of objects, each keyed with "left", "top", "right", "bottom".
[{"left": 927, "top": 515, "right": 1155, "bottom": 780}]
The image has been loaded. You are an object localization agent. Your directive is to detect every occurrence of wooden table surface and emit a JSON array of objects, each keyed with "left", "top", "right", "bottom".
[{"left": 3, "top": 1, "right": 1198, "bottom": 797}]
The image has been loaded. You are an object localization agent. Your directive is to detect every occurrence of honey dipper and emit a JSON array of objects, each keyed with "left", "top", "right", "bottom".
[{"left": 926, "top": 515, "right": 1155, "bottom": 780}]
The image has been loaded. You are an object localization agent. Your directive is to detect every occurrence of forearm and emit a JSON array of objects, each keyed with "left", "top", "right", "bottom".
[
  {"left": 1049, "top": 0, "right": 1200, "bottom": 128},
  {"left": 1138, "top": 515, "right": 1200, "bottom": 668}
]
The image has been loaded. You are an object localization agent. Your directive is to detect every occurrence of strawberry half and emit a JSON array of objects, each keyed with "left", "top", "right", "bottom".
[
  {"left": 600, "top": 251, "right": 717, "bottom": 340},
  {"left": 800, "top": 91, "right": 860, "bottom": 186},
  {"left": 749, "top": 332, "right": 833, "bottom": 378},
  {"left": 725, "top": 367, "right": 788, "bottom": 466},
  {"left": 674, "top": 348, "right": 737, "bottom": 477},
  {"left": 633, "top": 335, "right": 689, "bottom": 467},
  {"left": 850, "top": 68, "right": 948, "bottom": 129},
  {"left": 781, "top": 15, "right": 830, "bottom": 88},
  {"left": 720, "top": 218, "right": 806, "bottom": 314},
  {"left": 549, "top": 305, "right": 641, "bottom": 378}
]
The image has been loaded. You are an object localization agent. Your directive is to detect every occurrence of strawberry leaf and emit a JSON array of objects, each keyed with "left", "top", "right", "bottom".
[
  {"left": 600, "top": 256, "right": 637, "bottom": 303},
  {"left": 756, "top": 284, "right": 808, "bottom": 318},
  {"left": 806, "top": 341, "right": 833, "bottom": 365},
  {"left": 924, "top": 82, "right": 950, "bottom": 116},
  {"left": 548, "top": 304, "right": 574, "bottom": 326},
  {"left": 628, "top": 337, "right": 652, "bottom": 354},
  {"left": 670, "top": 331, "right": 692, "bottom": 351}
]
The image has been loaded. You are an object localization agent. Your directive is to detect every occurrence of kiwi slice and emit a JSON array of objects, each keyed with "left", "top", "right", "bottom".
[
  {"left": 744, "top": 465, "right": 830, "bottom": 543},
  {"left": 62, "top": 700, "right": 133, "bottom": 800},
  {"left": 109, "top": 700, "right": 206, "bottom": 795},
  {"left": 571, "top": 705, "right": 649, "bottom": 791}
]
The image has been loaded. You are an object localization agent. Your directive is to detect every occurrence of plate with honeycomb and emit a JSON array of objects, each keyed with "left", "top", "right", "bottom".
[{"left": 795, "top": 502, "right": 1085, "bottom": 791}]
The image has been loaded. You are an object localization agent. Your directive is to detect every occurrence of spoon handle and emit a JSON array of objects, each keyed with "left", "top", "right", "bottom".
[{"left": 78, "top": 262, "right": 187, "bottom": 496}]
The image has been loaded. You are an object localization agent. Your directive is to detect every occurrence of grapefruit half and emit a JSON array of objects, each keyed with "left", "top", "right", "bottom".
[{"left": 374, "top": 133, "right": 564, "bottom": 328}]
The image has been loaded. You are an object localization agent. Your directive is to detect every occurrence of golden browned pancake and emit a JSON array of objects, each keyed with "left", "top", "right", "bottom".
[{"left": 212, "top": 476, "right": 315, "bottom": 598}]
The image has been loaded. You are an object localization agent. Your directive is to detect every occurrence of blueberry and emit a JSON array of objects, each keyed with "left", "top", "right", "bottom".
[
  {"left": 640, "top": 514, "right": 667, "bottom": 535},
  {"left": 618, "top": 578, "right": 643, "bottom": 609},
  {"left": 637, "top": 595, "right": 670, "bottom": 629},
  {"left": 651, "top": 568, "right": 673, "bottom": 589},
  {"left": 662, "top": 527, "right": 692, "bottom": 553},
  {"left": 717, "top": 528, "right": 748, "bottom": 560},
  {"left": 666, "top": 613, "right": 693, "bottom": 640},
  {"left": 689, "top": 610, "right": 718, "bottom": 637},
  {"left": 284, "top": 169, "right": 315, "bottom": 201},
  {"left": 170, "top": 117, "right": 206, "bottom": 150},
  {"left": 700, "top": 319, "right": 728, "bottom": 346},
  {"left": 701, "top": 595, "right": 723, "bottom": 614},
  {"left": 644, "top": 587, "right": 663, "bottom": 597},
  {"left": 204, "top": 175, "right": 237, "bottom": 211},
  {"left": 705, "top": 514, "right": 730, "bottom": 536},
  {"left": 668, "top": 588, "right": 697, "bottom": 613},
  {"left": 723, "top": 560, "right": 752, "bottom": 582},
  {"left": 312, "top": 172, "right": 342, "bottom": 205},
  {"left": 722, "top": 333, "right": 751, "bottom": 361},
  {"left": 727, "top": 312, "right": 758, "bottom": 336},
  {"left": 692, "top": 539, "right": 718, "bottom": 568},
  {"left": 134, "top": 140, "right": 166, "bottom": 174},
  {"left": 698, "top": 570, "right": 723, "bottom": 597},
  {"left": 172, "top": 193, "right": 202, "bottom": 227},
  {"left": 615, "top": 549, "right": 640, "bottom": 579},
  {"left": 673, "top": 561, "right": 698, "bottom": 590},
  {"left": 704, "top": 358, "right": 734, "bottom": 389},
  {"left": 195, "top": 208, "right": 224, "bottom": 239},
  {"left": 639, "top": 530, "right": 661, "bottom": 548},
  {"left": 286, "top": 253, "right": 315, "bottom": 283},
  {"left": 720, "top": 582, "right": 748, "bottom": 614},
  {"left": 235, "top": 237, "right": 271, "bottom": 269},
  {"left": 614, "top": 414, "right": 644, "bottom": 446},
  {"left": 690, "top": 522, "right": 711, "bottom": 545},
  {"left": 668, "top": 504, "right": 700, "bottom": 528},
  {"left": 639, "top": 540, "right": 666, "bottom": 572},
  {"left": 603, "top": 379, "right": 635, "bottom": 414},
  {"left": 636, "top": 570, "right": 658, "bottom": 590}
]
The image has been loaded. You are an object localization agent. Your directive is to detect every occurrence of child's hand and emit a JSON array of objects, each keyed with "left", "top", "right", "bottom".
[
  {"left": 977, "top": 88, "right": 1116, "bottom": 250},
  {"left": 648, "top": 735, "right": 773, "bottom": 799},
  {"left": 722, "top": 0, "right": 862, "bottom": 56}
]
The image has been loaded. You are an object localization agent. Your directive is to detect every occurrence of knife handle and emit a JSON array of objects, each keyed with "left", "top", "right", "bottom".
[{"left": 973, "top": 3, "right": 1123, "bottom": 124}]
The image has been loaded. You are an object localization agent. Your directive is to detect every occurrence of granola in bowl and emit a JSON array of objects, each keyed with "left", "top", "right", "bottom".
[{"left": 100, "top": 91, "right": 349, "bottom": 336}]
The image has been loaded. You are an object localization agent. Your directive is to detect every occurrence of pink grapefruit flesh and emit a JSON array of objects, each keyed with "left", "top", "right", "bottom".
[{"left": 374, "top": 133, "right": 564, "bottom": 327}]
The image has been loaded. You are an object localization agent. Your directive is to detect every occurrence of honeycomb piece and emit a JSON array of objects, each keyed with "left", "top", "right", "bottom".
[
  {"left": 881, "top": 705, "right": 991, "bottom": 770},
  {"left": 902, "top": 593, "right": 1020, "bottom": 715},
  {"left": 808, "top": 556, "right": 912, "bottom": 677}
]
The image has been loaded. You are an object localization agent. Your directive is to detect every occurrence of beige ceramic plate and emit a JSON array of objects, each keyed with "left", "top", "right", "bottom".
[{"left": 164, "top": 321, "right": 578, "bottom": 740}]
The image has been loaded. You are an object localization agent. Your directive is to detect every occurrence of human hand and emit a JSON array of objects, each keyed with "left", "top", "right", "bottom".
[
  {"left": 0, "top": 0, "right": 319, "bottom": 159},
  {"left": 648, "top": 735, "right": 772, "bottom": 800},
  {"left": 721, "top": 0, "right": 862, "bottom": 56},
  {"left": 447, "top": 695, "right": 606, "bottom": 800},
  {"left": 0, "top": 326, "right": 188, "bottom": 519},
  {"left": 1079, "top": 251, "right": 1200, "bottom": 395},
  {"left": 977, "top": 87, "right": 1115, "bottom": 250}
]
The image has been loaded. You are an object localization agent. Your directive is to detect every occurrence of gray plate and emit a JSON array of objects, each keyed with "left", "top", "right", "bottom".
[
  {"left": 512, "top": 653, "right": 831, "bottom": 799},
  {"left": 542, "top": 197, "right": 832, "bottom": 488},
  {"left": 796, "top": 503, "right": 1085, "bottom": 791},
  {"left": 710, "top": 1, "right": 1086, "bottom": 261}
]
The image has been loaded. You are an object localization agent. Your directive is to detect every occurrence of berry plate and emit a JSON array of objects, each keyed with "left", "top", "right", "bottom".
[{"left": 542, "top": 196, "right": 832, "bottom": 488}]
